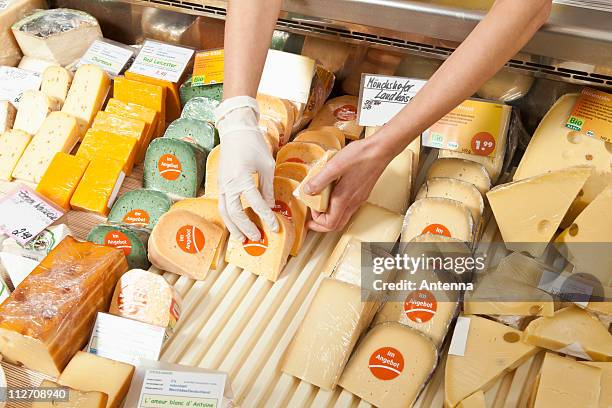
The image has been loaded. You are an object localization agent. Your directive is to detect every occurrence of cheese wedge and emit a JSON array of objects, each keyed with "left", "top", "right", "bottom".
[
  {"left": 32, "top": 380, "right": 108, "bottom": 408},
  {"left": 87, "top": 225, "right": 150, "bottom": 271},
  {"left": 444, "top": 315, "right": 539, "bottom": 408},
  {"left": 457, "top": 391, "right": 486, "bottom": 408},
  {"left": 275, "top": 162, "right": 309, "bottom": 182},
  {"left": 427, "top": 158, "right": 491, "bottom": 195},
  {"left": 70, "top": 158, "right": 125, "bottom": 216},
  {"left": 368, "top": 144, "right": 413, "bottom": 214},
  {"left": 257, "top": 94, "right": 295, "bottom": 146},
  {"left": 274, "top": 176, "right": 308, "bottom": 256},
  {"left": 402, "top": 197, "right": 474, "bottom": 243},
  {"left": 113, "top": 76, "right": 166, "bottom": 136},
  {"left": 0, "top": 100, "right": 16, "bottom": 133},
  {"left": 276, "top": 141, "right": 326, "bottom": 165},
  {"left": 0, "top": 129, "right": 31, "bottom": 181},
  {"left": 487, "top": 166, "right": 591, "bottom": 257},
  {"left": 125, "top": 71, "right": 181, "bottom": 122},
  {"left": 583, "top": 362, "right": 612, "bottom": 408},
  {"left": 294, "top": 129, "right": 341, "bottom": 150},
  {"left": 92, "top": 111, "right": 147, "bottom": 163},
  {"left": 417, "top": 177, "right": 484, "bottom": 227},
  {"left": 13, "top": 90, "right": 61, "bottom": 135},
  {"left": 36, "top": 153, "right": 89, "bottom": 210},
  {"left": 259, "top": 117, "right": 281, "bottom": 155},
  {"left": 105, "top": 98, "right": 158, "bottom": 159},
  {"left": 77, "top": 129, "right": 138, "bottom": 176},
  {"left": 40, "top": 66, "right": 73, "bottom": 106},
  {"left": 366, "top": 128, "right": 421, "bottom": 187},
  {"left": 204, "top": 145, "right": 220, "bottom": 196},
  {"left": 296, "top": 150, "right": 336, "bottom": 212},
  {"left": 309, "top": 95, "right": 363, "bottom": 140}
]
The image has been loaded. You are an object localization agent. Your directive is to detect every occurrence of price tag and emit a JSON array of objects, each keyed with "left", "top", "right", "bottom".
[
  {"left": 358, "top": 74, "right": 427, "bottom": 126},
  {"left": 0, "top": 185, "right": 64, "bottom": 246},
  {"left": 78, "top": 39, "right": 135, "bottom": 76},
  {"left": 192, "top": 49, "right": 224, "bottom": 86},
  {"left": 0, "top": 67, "right": 42, "bottom": 106},
  {"left": 258, "top": 50, "right": 315, "bottom": 104},
  {"left": 128, "top": 40, "right": 194, "bottom": 83},
  {"left": 566, "top": 88, "right": 612, "bottom": 143}
]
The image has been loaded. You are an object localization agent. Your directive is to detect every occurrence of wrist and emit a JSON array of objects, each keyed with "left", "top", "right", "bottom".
[{"left": 366, "top": 127, "right": 406, "bottom": 163}]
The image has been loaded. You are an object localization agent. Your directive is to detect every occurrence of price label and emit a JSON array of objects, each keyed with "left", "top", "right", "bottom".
[
  {"left": 78, "top": 39, "right": 135, "bottom": 76},
  {"left": 566, "top": 88, "right": 612, "bottom": 143},
  {"left": 0, "top": 67, "right": 42, "bottom": 106},
  {"left": 0, "top": 185, "right": 64, "bottom": 245},
  {"left": 192, "top": 49, "right": 224, "bottom": 86},
  {"left": 128, "top": 40, "right": 194, "bottom": 83},
  {"left": 471, "top": 132, "right": 496, "bottom": 156}
]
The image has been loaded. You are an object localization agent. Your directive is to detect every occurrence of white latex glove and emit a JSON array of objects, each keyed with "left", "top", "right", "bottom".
[{"left": 215, "top": 96, "right": 279, "bottom": 242}]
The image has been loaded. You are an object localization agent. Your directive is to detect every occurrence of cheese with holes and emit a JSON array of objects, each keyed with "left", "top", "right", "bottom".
[
  {"left": 70, "top": 158, "right": 125, "bottom": 216},
  {"left": 487, "top": 166, "right": 591, "bottom": 257},
  {"left": 444, "top": 315, "right": 539, "bottom": 408},
  {"left": 417, "top": 177, "right": 484, "bottom": 227},
  {"left": 309, "top": 95, "right": 362, "bottom": 140},
  {"left": 204, "top": 145, "right": 219, "bottom": 196},
  {"left": 92, "top": 111, "right": 147, "bottom": 163},
  {"left": 36, "top": 153, "right": 89, "bottom": 210},
  {"left": 58, "top": 351, "right": 134, "bottom": 408},
  {"left": 77, "top": 129, "right": 138, "bottom": 176},
  {"left": 276, "top": 141, "right": 326, "bottom": 165},
  {"left": 32, "top": 380, "right": 109, "bottom": 408},
  {"left": 282, "top": 278, "right": 379, "bottom": 390},
  {"left": 274, "top": 176, "right": 307, "bottom": 256},
  {"left": 61, "top": 65, "right": 111, "bottom": 138},
  {"left": 0, "top": 0, "right": 47, "bottom": 66},
  {"left": 0, "top": 130, "right": 31, "bottom": 181},
  {"left": 148, "top": 210, "right": 223, "bottom": 280},
  {"left": 402, "top": 198, "right": 474, "bottom": 243},
  {"left": 583, "top": 362, "right": 612, "bottom": 408},
  {"left": 427, "top": 158, "right": 491, "bottom": 195},
  {"left": 457, "top": 390, "right": 486, "bottom": 408},
  {"left": 524, "top": 305, "right": 612, "bottom": 361},
  {"left": 12, "top": 111, "right": 79, "bottom": 183},
  {"left": 258, "top": 94, "right": 294, "bottom": 145},
  {"left": 533, "top": 353, "right": 601, "bottom": 408},
  {"left": 87, "top": 225, "right": 150, "bottom": 271},
  {"left": 225, "top": 209, "right": 295, "bottom": 282},
  {"left": 0, "top": 101, "right": 16, "bottom": 133},
  {"left": 108, "top": 189, "right": 172, "bottom": 230},
  {"left": 125, "top": 71, "right": 181, "bottom": 122},
  {"left": 113, "top": 77, "right": 166, "bottom": 137},
  {"left": 368, "top": 144, "right": 413, "bottom": 214},
  {"left": 0, "top": 237, "right": 128, "bottom": 377},
  {"left": 294, "top": 129, "right": 341, "bottom": 150},
  {"left": 338, "top": 323, "right": 438, "bottom": 408},
  {"left": 13, "top": 90, "right": 61, "bottom": 135},
  {"left": 296, "top": 150, "right": 336, "bottom": 212},
  {"left": 41, "top": 66, "right": 73, "bottom": 106},
  {"left": 105, "top": 99, "right": 158, "bottom": 160},
  {"left": 514, "top": 94, "right": 612, "bottom": 226},
  {"left": 275, "top": 162, "right": 309, "bottom": 182}
]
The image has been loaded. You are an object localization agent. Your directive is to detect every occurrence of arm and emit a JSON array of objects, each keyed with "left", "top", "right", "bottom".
[{"left": 307, "top": 0, "right": 552, "bottom": 232}]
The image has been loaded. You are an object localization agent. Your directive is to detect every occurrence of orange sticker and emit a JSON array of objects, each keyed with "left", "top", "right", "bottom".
[
  {"left": 471, "top": 132, "right": 496, "bottom": 156},
  {"left": 158, "top": 154, "right": 182, "bottom": 181},
  {"left": 243, "top": 227, "right": 269, "bottom": 256},
  {"left": 422, "top": 223, "right": 451, "bottom": 237},
  {"left": 169, "top": 298, "right": 181, "bottom": 323},
  {"left": 122, "top": 209, "right": 150, "bottom": 227},
  {"left": 404, "top": 290, "right": 438, "bottom": 324},
  {"left": 368, "top": 347, "right": 404, "bottom": 380},
  {"left": 286, "top": 157, "right": 305, "bottom": 164},
  {"left": 104, "top": 230, "right": 132, "bottom": 256},
  {"left": 273, "top": 199, "right": 293, "bottom": 220},
  {"left": 176, "top": 225, "right": 206, "bottom": 254},
  {"left": 334, "top": 104, "right": 357, "bottom": 121}
]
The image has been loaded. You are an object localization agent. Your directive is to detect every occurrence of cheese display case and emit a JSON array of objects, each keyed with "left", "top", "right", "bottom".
[{"left": 0, "top": 0, "right": 611, "bottom": 407}]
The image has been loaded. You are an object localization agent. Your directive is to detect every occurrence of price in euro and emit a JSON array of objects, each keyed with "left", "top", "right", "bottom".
[
  {"left": 470, "top": 132, "right": 496, "bottom": 156},
  {"left": 11, "top": 228, "right": 32, "bottom": 241}
]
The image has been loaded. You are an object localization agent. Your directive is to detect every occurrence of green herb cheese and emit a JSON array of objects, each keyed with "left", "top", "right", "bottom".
[
  {"left": 164, "top": 118, "right": 219, "bottom": 153},
  {"left": 179, "top": 77, "right": 223, "bottom": 107},
  {"left": 181, "top": 97, "right": 219, "bottom": 123},
  {"left": 107, "top": 189, "right": 173, "bottom": 229},
  {"left": 87, "top": 224, "right": 150, "bottom": 270}
]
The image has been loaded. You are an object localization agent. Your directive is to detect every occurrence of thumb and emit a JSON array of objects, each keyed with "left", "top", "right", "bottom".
[{"left": 304, "top": 159, "right": 342, "bottom": 195}]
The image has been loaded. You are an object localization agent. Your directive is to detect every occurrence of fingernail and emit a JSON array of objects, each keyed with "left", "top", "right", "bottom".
[{"left": 303, "top": 183, "right": 313, "bottom": 195}]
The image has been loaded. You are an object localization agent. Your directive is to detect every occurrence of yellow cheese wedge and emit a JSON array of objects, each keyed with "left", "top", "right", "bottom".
[
  {"left": 36, "top": 153, "right": 89, "bottom": 210},
  {"left": 583, "top": 362, "right": 612, "bottom": 408},
  {"left": 92, "top": 111, "right": 147, "bottom": 163},
  {"left": 457, "top": 390, "right": 486, "bottom": 408},
  {"left": 114, "top": 76, "right": 166, "bottom": 136},
  {"left": 307, "top": 125, "right": 345, "bottom": 148},
  {"left": 204, "top": 145, "right": 220, "bottom": 197},
  {"left": 402, "top": 197, "right": 474, "bottom": 243},
  {"left": 417, "top": 177, "right": 484, "bottom": 227},
  {"left": 225, "top": 208, "right": 295, "bottom": 282},
  {"left": 70, "top": 158, "right": 125, "bottom": 216},
  {"left": 125, "top": 71, "right": 181, "bottom": 122},
  {"left": 274, "top": 176, "right": 308, "bottom": 256},
  {"left": 32, "top": 380, "right": 108, "bottom": 408},
  {"left": 309, "top": 95, "right": 363, "bottom": 140},
  {"left": 367, "top": 128, "right": 421, "bottom": 185},
  {"left": 105, "top": 98, "right": 159, "bottom": 160},
  {"left": 0, "top": 129, "right": 31, "bottom": 181},
  {"left": 294, "top": 129, "right": 341, "bottom": 150},
  {"left": 40, "top": 66, "right": 73, "bottom": 106},
  {"left": 368, "top": 144, "right": 413, "bottom": 214},
  {"left": 276, "top": 141, "right": 327, "bottom": 166},
  {"left": 274, "top": 162, "right": 309, "bottom": 182},
  {"left": 77, "top": 129, "right": 138, "bottom": 176},
  {"left": 487, "top": 166, "right": 591, "bottom": 257},
  {"left": 257, "top": 94, "right": 295, "bottom": 146},
  {"left": 296, "top": 150, "right": 336, "bottom": 212}
]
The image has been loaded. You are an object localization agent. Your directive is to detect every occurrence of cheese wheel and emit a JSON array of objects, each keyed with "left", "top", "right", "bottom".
[
  {"left": 296, "top": 150, "right": 336, "bottom": 212},
  {"left": 276, "top": 141, "right": 326, "bottom": 166},
  {"left": 257, "top": 94, "right": 295, "bottom": 146},
  {"left": 259, "top": 117, "right": 281, "bottom": 154},
  {"left": 274, "top": 176, "right": 308, "bottom": 256},
  {"left": 308, "top": 95, "right": 363, "bottom": 140},
  {"left": 416, "top": 177, "right": 484, "bottom": 227},
  {"left": 305, "top": 125, "right": 345, "bottom": 148},
  {"left": 427, "top": 158, "right": 491, "bottom": 195},
  {"left": 274, "top": 162, "right": 309, "bottom": 183},
  {"left": 294, "top": 129, "right": 341, "bottom": 150},
  {"left": 402, "top": 197, "right": 474, "bottom": 243}
]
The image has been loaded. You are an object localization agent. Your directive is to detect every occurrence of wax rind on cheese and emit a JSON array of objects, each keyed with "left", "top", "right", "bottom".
[
  {"left": 36, "top": 152, "right": 89, "bottom": 210},
  {"left": 368, "top": 144, "right": 413, "bottom": 214},
  {"left": 13, "top": 90, "right": 61, "bottom": 135},
  {"left": 70, "top": 158, "right": 125, "bottom": 216},
  {"left": 40, "top": 66, "right": 73, "bottom": 106},
  {"left": 88, "top": 224, "right": 150, "bottom": 271},
  {"left": 125, "top": 71, "right": 181, "bottom": 122},
  {"left": 92, "top": 111, "right": 147, "bottom": 164},
  {"left": 275, "top": 176, "right": 308, "bottom": 256},
  {"left": 0, "top": 130, "right": 31, "bottom": 181},
  {"left": 427, "top": 158, "right": 491, "bottom": 195},
  {"left": 259, "top": 117, "right": 281, "bottom": 155},
  {"left": 304, "top": 125, "right": 345, "bottom": 148},
  {"left": 274, "top": 162, "right": 309, "bottom": 182},
  {"left": 0, "top": 0, "right": 48, "bottom": 67},
  {"left": 0, "top": 101, "right": 17, "bottom": 133},
  {"left": 164, "top": 117, "right": 219, "bottom": 153},
  {"left": 402, "top": 197, "right": 474, "bottom": 243},
  {"left": 258, "top": 94, "right": 295, "bottom": 146},
  {"left": 113, "top": 76, "right": 166, "bottom": 137},
  {"left": 108, "top": 189, "right": 173, "bottom": 230},
  {"left": 32, "top": 380, "right": 109, "bottom": 408},
  {"left": 309, "top": 95, "right": 363, "bottom": 140},
  {"left": 276, "top": 141, "right": 326, "bottom": 166},
  {"left": 77, "top": 129, "right": 138, "bottom": 176},
  {"left": 181, "top": 96, "right": 219, "bottom": 124},
  {"left": 296, "top": 150, "right": 336, "bottom": 212},
  {"left": 294, "top": 129, "right": 341, "bottom": 150}
]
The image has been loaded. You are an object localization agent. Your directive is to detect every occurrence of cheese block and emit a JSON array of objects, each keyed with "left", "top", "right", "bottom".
[
  {"left": 309, "top": 95, "right": 363, "bottom": 140},
  {"left": 514, "top": 94, "right": 612, "bottom": 226},
  {"left": 0, "top": 0, "right": 47, "bottom": 67},
  {"left": 143, "top": 138, "right": 206, "bottom": 199},
  {"left": 417, "top": 178, "right": 485, "bottom": 228},
  {"left": 427, "top": 158, "right": 491, "bottom": 195},
  {"left": 296, "top": 150, "right": 336, "bottom": 212},
  {"left": 32, "top": 380, "right": 109, "bottom": 408},
  {"left": 533, "top": 353, "right": 602, "bottom": 408},
  {"left": 164, "top": 117, "right": 219, "bottom": 153},
  {"left": 169, "top": 196, "right": 228, "bottom": 269},
  {"left": 181, "top": 96, "right": 219, "bottom": 123},
  {"left": 366, "top": 129, "right": 421, "bottom": 185},
  {"left": 41, "top": 66, "right": 73, "bottom": 106},
  {"left": 276, "top": 141, "right": 326, "bottom": 165},
  {"left": 61, "top": 65, "right": 111, "bottom": 138},
  {"left": 0, "top": 129, "right": 31, "bottom": 181},
  {"left": 0, "top": 100, "right": 17, "bottom": 133},
  {"left": 259, "top": 117, "right": 281, "bottom": 155},
  {"left": 58, "top": 351, "right": 135, "bottom": 408},
  {"left": 274, "top": 176, "right": 308, "bottom": 256},
  {"left": 148, "top": 210, "right": 223, "bottom": 280},
  {"left": 457, "top": 391, "right": 486, "bottom": 408},
  {"left": 113, "top": 76, "right": 166, "bottom": 137},
  {"left": 109, "top": 269, "right": 181, "bottom": 333},
  {"left": 70, "top": 158, "right": 125, "bottom": 216},
  {"left": 13, "top": 90, "right": 61, "bottom": 135},
  {"left": 88, "top": 225, "right": 150, "bottom": 270},
  {"left": 105, "top": 99, "right": 158, "bottom": 159},
  {"left": 0, "top": 237, "right": 128, "bottom": 377},
  {"left": 583, "top": 362, "right": 612, "bottom": 408},
  {"left": 338, "top": 323, "right": 438, "bottom": 408},
  {"left": 225, "top": 209, "right": 295, "bottom": 282},
  {"left": 257, "top": 94, "right": 295, "bottom": 146},
  {"left": 294, "top": 129, "right": 342, "bottom": 150},
  {"left": 477, "top": 69, "right": 534, "bottom": 102},
  {"left": 274, "top": 162, "right": 309, "bottom": 182},
  {"left": 77, "top": 129, "right": 138, "bottom": 176},
  {"left": 402, "top": 198, "right": 474, "bottom": 243},
  {"left": 282, "top": 278, "right": 379, "bottom": 390},
  {"left": 368, "top": 144, "right": 413, "bottom": 214},
  {"left": 487, "top": 166, "right": 591, "bottom": 257},
  {"left": 444, "top": 315, "right": 539, "bottom": 407},
  {"left": 125, "top": 71, "right": 181, "bottom": 122},
  {"left": 108, "top": 189, "right": 173, "bottom": 229},
  {"left": 36, "top": 153, "right": 89, "bottom": 210},
  {"left": 12, "top": 111, "right": 79, "bottom": 183},
  {"left": 91, "top": 111, "right": 147, "bottom": 163},
  {"left": 524, "top": 305, "right": 612, "bottom": 361},
  {"left": 204, "top": 145, "right": 220, "bottom": 196},
  {"left": 179, "top": 77, "right": 223, "bottom": 106},
  {"left": 17, "top": 56, "right": 58, "bottom": 73}
]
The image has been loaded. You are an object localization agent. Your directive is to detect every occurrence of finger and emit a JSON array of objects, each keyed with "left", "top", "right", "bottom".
[
  {"left": 304, "top": 157, "right": 343, "bottom": 195},
  {"left": 259, "top": 158, "right": 276, "bottom": 207},
  {"left": 218, "top": 194, "right": 246, "bottom": 242},
  {"left": 243, "top": 187, "right": 279, "bottom": 233},
  {"left": 226, "top": 193, "right": 262, "bottom": 241},
  {"left": 307, "top": 188, "right": 350, "bottom": 232}
]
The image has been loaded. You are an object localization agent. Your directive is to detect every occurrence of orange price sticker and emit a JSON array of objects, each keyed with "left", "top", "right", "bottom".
[
  {"left": 243, "top": 227, "right": 269, "bottom": 257},
  {"left": 273, "top": 199, "right": 293, "bottom": 220},
  {"left": 104, "top": 230, "right": 132, "bottom": 256},
  {"left": 176, "top": 225, "right": 206, "bottom": 254},
  {"left": 470, "top": 132, "right": 496, "bottom": 156},
  {"left": 334, "top": 105, "right": 357, "bottom": 121},
  {"left": 368, "top": 347, "right": 405, "bottom": 380},
  {"left": 158, "top": 154, "right": 182, "bottom": 181},
  {"left": 122, "top": 209, "right": 150, "bottom": 227},
  {"left": 422, "top": 223, "right": 451, "bottom": 238},
  {"left": 404, "top": 290, "right": 438, "bottom": 324}
]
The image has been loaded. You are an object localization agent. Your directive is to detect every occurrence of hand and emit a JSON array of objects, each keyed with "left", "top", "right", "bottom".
[{"left": 215, "top": 96, "right": 279, "bottom": 242}]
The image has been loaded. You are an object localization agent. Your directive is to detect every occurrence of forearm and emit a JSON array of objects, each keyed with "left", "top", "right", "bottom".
[{"left": 223, "top": 0, "right": 282, "bottom": 99}]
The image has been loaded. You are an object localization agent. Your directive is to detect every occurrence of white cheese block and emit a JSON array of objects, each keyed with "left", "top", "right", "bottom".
[
  {"left": 17, "top": 56, "right": 59, "bottom": 74},
  {"left": 416, "top": 177, "right": 484, "bottom": 227},
  {"left": 367, "top": 144, "right": 413, "bottom": 214},
  {"left": 0, "top": 0, "right": 47, "bottom": 67},
  {"left": 0, "top": 129, "right": 31, "bottom": 181},
  {"left": 427, "top": 158, "right": 491, "bottom": 195},
  {"left": 13, "top": 90, "right": 61, "bottom": 135},
  {"left": 402, "top": 197, "right": 474, "bottom": 243},
  {"left": 0, "top": 101, "right": 17, "bottom": 133},
  {"left": 487, "top": 166, "right": 591, "bottom": 257},
  {"left": 41, "top": 66, "right": 73, "bottom": 106}
]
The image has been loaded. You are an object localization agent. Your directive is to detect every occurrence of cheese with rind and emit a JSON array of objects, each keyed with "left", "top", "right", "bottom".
[
  {"left": 257, "top": 94, "right": 294, "bottom": 146},
  {"left": 417, "top": 177, "right": 484, "bottom": 227},
  {"left": 274, "top": 176, "right": 307, "bottom": 256},
  {"left": 107, "top": 189, "right": 172, "bottom": 230},
  {"left": 368, "top": 144, "right": 413, "bottom": 214},
  {"left": 294, "top": 129, "right": 341, "bottom": 150},
  {"left": 13, "top": 90, "right": 61, "bottom": 135},
  {"left": 402, "top": 197, "right": 474, "bottom": 243},
  {"left": 276, "top": 141, "right": 326, "bottom": 165},
  {"left": 296, "top": 150, "right": 336, "bottom": 212},
  {"left": 0, "top": 129, "right": 31, "bottom": 181},
  {"left": 36, "top": 152, "right": 89, "bottom": 210},
  {"left": 427, "top": 158, "right": 491, "bottom": 195},
  {"left": 274, "top": 162, "right": 309, "bottom": 182},
  {"left": 0, "top": 0, "right": 47, "bottom": 67},
  {"left": 0, "top": 100, "right": 16, "bottom": 133},
  {"left": 41, "top": 66, "right": 73, "bottom": 106},
  {"left": 87, "top": 225, "right": 150, "bottom": 271},
  {"left": 583, "top": 362, "right": 612, "bottom": 408},
  {"left": 32, "top": 380, "right": 108, "bottom": 408},
  {"left": 309, "top": 95, "right": 362, "bottom": 140}
]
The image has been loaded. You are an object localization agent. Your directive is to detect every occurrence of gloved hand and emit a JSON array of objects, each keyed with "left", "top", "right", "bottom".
[{"left": 215, "top": 96, "right": 279, "bottom": 242}]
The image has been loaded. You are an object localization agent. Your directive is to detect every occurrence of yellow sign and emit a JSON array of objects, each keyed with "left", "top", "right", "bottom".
[
  {"left": 566, "top": 88, "right": 612, "bottom": 143},
  {"left": 192, "top": 49, "right": 224, "bottom": 86}
]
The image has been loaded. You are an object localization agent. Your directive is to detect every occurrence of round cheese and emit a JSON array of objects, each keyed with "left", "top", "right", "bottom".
[
  {"left": 416, "top": 177, "right": 484, "bottom": 227},
  {"left": 427, "top": 158, "right": 491, "bottom": 195},
  {"left": 402, "top": 197, "right": 474, "bottom": 243}
]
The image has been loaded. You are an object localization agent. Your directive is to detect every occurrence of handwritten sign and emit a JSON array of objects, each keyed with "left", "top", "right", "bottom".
[
  {"left": 128, "top": 40, "right": 194, "bottom": 83},
  {"left": 0, "top": 67, "right": 42, "bottom": 106},
  {"left": 78, "top": 39, "right": 135, "bottom": 76}
]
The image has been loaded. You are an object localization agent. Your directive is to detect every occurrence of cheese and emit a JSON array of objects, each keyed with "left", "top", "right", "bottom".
[
  {"left": 294, "top": 129, "right": 342, "bottom": 150},
  {"left": 457, "top": 391, "right": 486, "bottom": 408},
  {"left": 295, "top": 150, "right": 336, "bottom": 212},
  {"left": 62, "top": 65, "right": 111, "bottom": 138},
  {"left": 164, "top": 117, "right": 218, "bottom": 154},
  {"left": 92, "top": 111, "right": 147, "bottom": 164},
  {"left": 41, "top": 66, "right": 73, "bottom": 106},
  {"left": 58, "top": 351, "right": 135, "bottom": 408},
  {"left": 0, "top": 237, "right": 128, "bottom": 377},
  {"left": 108, "top": 189, "right": 173, "bottom": 230},
  {"left": 533, "top": 353, "right": 601, "bottom": 408},
  {"left": 32, "top": 380, "right": 108, "bottom": 408},
  {"left": 17, "top": 56, "right": 58, "bottom": 73},
  {"left": 225, "top": 209, "right": 295, "bottom": 282},
  {"left": 309, "top": 125, "right": 345, "bottom": 148},
  {"left": 12, "top": 111, "right": 79, "bottom": 183},
  {"left": 276, "top": 141, "right": 326, "bottom": 165},
  {"left": 367, "top": 144, "right": 413, "bottom": 214},
  {"left": 0, "top": 130, "right": 31, "bottom": 181},
  {"left": 257, "top": 94, "right": 295, "bottom": 146},
  {"left": 477, "top": 69, "right": 534, "bottom": 102},
  {"left": 274, "top": 176, "right": 308, "bottom": 256},
  {"left": 524, "top": 305, "right": 612, "bottom": 361},
  {"left": 444, "top": 315, "right": 539, "bottom": 408},
  {"left": 427, "top": 158, "right": 491, "bottom": 195},
  {"left": 36, "top": 153, "right": 89, "bottom": 210},
  {"left": 274, "top": 162, "right": 309, "bottom": 182},
  {"left": 583, "top": 362, "right": 612, "bottom": 408},
  {"left": 181, "top": 96, "right": 219, "bottom": 123},
  {"left": 309, "top": 95, "right": 363, "bottom": 140},
  {"left": 109, "top": 269, "right": 181, "bottom": 333},
  {"left": 416, "top": 177, "right": 484, "bottom": 227},
  {"left": 87, "top": 225, "right": 150, "bottom": 270},
  {"left": 282, "top": 278, "right": 379, "bottom": 390},
  {"left": 179, "top": 76, "right": 223, "bottom": 106},
  {"left": 366, "top": 129, "right": 421, "bottom": 186},
  {"left": 0, "top": 101, "right": 17, "bottom": 133},
  {"left": 396, "top": 53, "right": 442, "bottom": 79},
  {"left": 77, "top": 129, "right": 138, "bottom": 176},
  {"left": 204, "top": 145, "right": 220, "bottom": 196},
  {"left": 259, "top": 117, "right": 281, "bottom": 155},
  {"left": 402, "top": 197, "right": 474, "bottom": 243},
  {"left": 125, "top": 71, "right": 181, "bottom": 122},
  {"left": 0, "top": 0, "right": 47, "bottom": 66},
  {"left": 487, "top": 166, "right": 591, "bottom": 257},
  {"left": 338, "top": 323, "right": 438, "bottom": 408},
  {"left": 105, "top": 99, "right": 159, "bottom": 161},
  {"left": 70, "top": 158, "right": 125, "bottom": 216},
  {"left": 148, "top": 209, "right": 223, "bottom": 280},
  {"left": 113, "top": 77, "right": 166, "bottom": 137},
  {"left": 13, "top": 90, "right": 61, "bottom": 135},
  {"left": 514, "top": 94, "right": 612, "bottom": 226}
]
